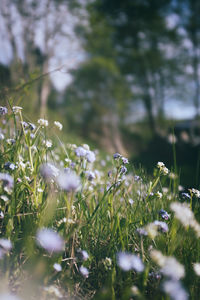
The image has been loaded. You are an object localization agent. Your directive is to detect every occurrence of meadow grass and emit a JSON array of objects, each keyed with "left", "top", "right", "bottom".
[{"left": 0, "top": 105, "right": 200, "bottom": 299}]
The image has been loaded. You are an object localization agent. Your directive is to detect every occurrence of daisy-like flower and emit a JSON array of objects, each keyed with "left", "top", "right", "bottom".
[
  {"left": 43, "top": 140, "right": 52, "bottom": 148},
  {"left": 54, "top": 121, "right": 63, "bottom": 131},
  {"left": 36, "top": 228, "right": 64, "bottom": 253},
  {"left": 117, "top": 252, "right": 144, "bottom": 272},
  {"left": 37, "top": 118, "right": 48, "bottom": 127}
]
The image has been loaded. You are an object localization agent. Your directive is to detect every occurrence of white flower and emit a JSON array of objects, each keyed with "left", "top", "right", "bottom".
[
  {"left": 117, "top": 252, "right": 144, "bottom": 272},
  {"left": 43, "top": 140, "right": 52, "bottom": 148},
  {"left": 0, "top": 195, "right": 9, "bottom": 202},
  {"left": 53, "top": 263, "right": 62, "bottom": 272},
  {"left": 79, "top": 266, "right": 89, "bottom": 278},
  {"left": 12, "top": 106, "right": 22, "bottom": 114},
  {"left": 157, "top": 162, "right": 165, "bottom": 168},
  {"left": 190, "top": 188, "right": 200, "bottom": 198},
  {"left": 36, "top": 228, "right": 64, "bottom": 253},
  {"left": 37, "top": 118, "right": 48, "bottom": 127},
  {"left": 157, "top": 162, "right": 169, "bottom": 175},
  {"left": 156, "top": 191, "right": 163, "bottom": 199},
  {"left": 54, "top": 121, "right": 63, "bottom": 131}
]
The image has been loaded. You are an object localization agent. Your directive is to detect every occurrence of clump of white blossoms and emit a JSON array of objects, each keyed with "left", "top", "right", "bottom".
[
  {"left": 36, "top": 228, "right": 64, "bottom": 253},
  {"left": 150, "top": 250, "right": 185, "bottom": 280},
  {"left": 189, "top": 188, "right": 200, "bottom": 198},
  {"left": 117, "top": 252, "right": 144, "bottom": 272},
  {"left": 54, "top": 121, "right": 63, "bottom": 131},
  {"left": 12, "top": 106, "right": 22, "bottom": 114},
  {"left": 157, "top": 162, "right": 169, "bottom": 175},
  {"left": 170, "top": 202, "right": 200, "bottom": 237},
  {"left": 37, "top": 118, "right": 49, "bottom": 127}
]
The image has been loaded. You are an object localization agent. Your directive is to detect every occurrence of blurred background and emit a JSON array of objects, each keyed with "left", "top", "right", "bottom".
[{"left": 0, "top": 0, "right": 200, "bottom": 187}]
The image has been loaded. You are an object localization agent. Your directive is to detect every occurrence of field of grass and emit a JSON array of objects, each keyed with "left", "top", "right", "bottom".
[{"left": 0, "top": 105, "right": 200, "bottom": 299}]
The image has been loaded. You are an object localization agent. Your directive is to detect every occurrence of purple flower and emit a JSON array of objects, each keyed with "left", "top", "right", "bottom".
[
  {"left": 0, "top": 106, "right": 8, "bottom": 116},
  {"left": 159, "top": 209, "right": 170, "bottom": 220},
  {"left": 121, "top": 157, "right": 129, "bottom": 164},
  {"left": 113, "top": 153, "right": 121, "bottom": 159},
  {"left": 0, "top": 173, "right": 14, "bottom": 189},
  {"left": 36, "top": 228, "right": 64, "bottom": 253},
  {"left": 154, "top": 220, "right": 168, "bottom": 233},
  {"left": 53, "top": 263, "right": 62, "bottom": 272},
  {"left": 56, "top": 171, "right": 80, "bottom": 192},
  {"left": 181, "top": 192, "right": 191, "bottom": 199},
  {"left": 136, "top": 228, "right": 148, "bottom": 236},
  {"left": 79, "top": 266, "right": 89, "bottom": 278},
  {"left": 75, "top": 146, "right": 86, "bottom": 157},
  {"left": 85, "top": 171, "right": 95, "bottom": 181},
  {"left": 29, "top": 122, "right": 36, "bottom": 131},
  {"left": 86, "top": 151, "right": 96, "bottom": 163},
  {"left": 120, "top": 166, "right": 127, "bottom": 174}
]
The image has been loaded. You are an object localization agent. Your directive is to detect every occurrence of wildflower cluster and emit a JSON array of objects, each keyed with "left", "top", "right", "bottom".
[{"left": 0, "top": 105, "right": 199, "bottom": 299}]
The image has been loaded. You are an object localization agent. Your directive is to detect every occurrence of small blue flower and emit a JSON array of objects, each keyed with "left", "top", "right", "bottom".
[
  {"left": 113, "top": 153, "right": 121, "bottom": 159},
  {"left": 0, "top": 107, "right": 8, "bottom": 116},
  {"left": 159, "top": 209, "right": 170, "bottom": 220}
]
